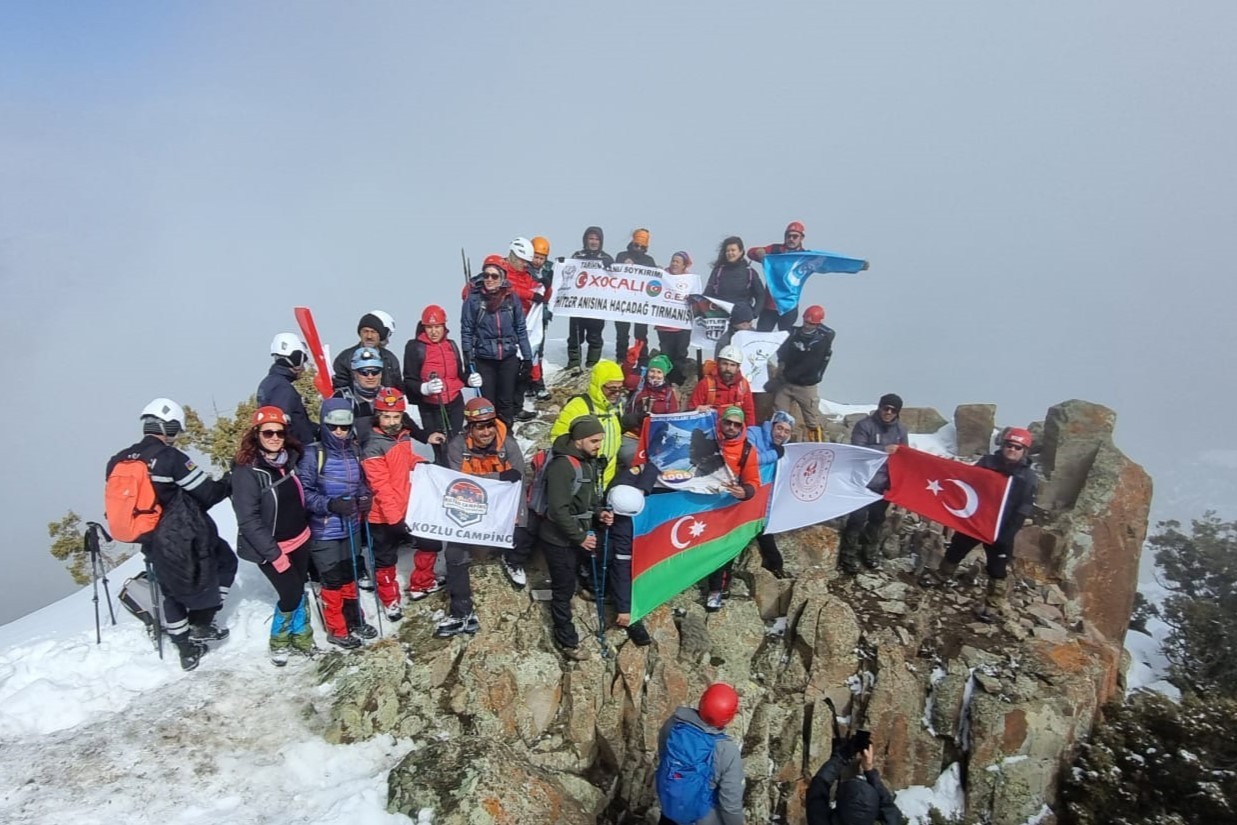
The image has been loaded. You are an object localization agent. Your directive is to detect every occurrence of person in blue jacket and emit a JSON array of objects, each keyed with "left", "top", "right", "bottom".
[
  {"left": 747, "top": 410, "right": 795, "bottom": 578},
  {"left": 297, "top": 398, "right": 377, "bottom": 649},
  {"left": 460, "top": 258, "right": 533, "bottom": 427}
]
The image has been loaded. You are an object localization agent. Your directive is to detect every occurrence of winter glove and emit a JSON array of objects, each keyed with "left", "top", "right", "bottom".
[
  {"left": 467, "top": 372, "right": 483, "bottom": 389},
  {"left": 543, "top": 308, "right": 553, "bottom": 324},
  {"left": 271, "top": 554, "right": 291, "bottom": 573},
  {"left": 518, "top": 361, "right": 533, "bottom": 382},
  {"left": 531, "top": 291, "right": 547, "bottom": 304},
  {"left": 420, "top": 378, "right": 445, "bottom": 396},
  {"left": 498, "top": 469, "right": 523, "bottom": 483},
  {"left": 356, "top": 493, "right": 373, "bottom": 514},
  {"left": 327, "top": 497, "right": 357, "bottom": 516}
]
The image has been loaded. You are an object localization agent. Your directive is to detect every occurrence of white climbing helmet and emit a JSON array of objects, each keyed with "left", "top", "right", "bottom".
[
  {"left": 717, "top": 345, "right": 742, "bottom": 365},
  {"left": 270, "top": 332, "right": 308, "bottom": 359},
  {"left": 509, "top": 237, "right": 535, "bottom": 263},
  {"left": 607, "top": 484, "right": 646, "bottom": 517},
  {"left": 369, "top": 310, "right": 395, "bottom": 341}
]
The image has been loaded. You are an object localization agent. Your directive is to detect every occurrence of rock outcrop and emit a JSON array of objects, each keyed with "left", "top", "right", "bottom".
[{"left": 319, "top": 391, "right": 1151, "bottom": 825}]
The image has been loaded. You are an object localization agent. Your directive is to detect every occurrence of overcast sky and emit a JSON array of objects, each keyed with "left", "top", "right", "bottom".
[{"left": 2, "top": 2, "right": 1234, "bottom": 624}]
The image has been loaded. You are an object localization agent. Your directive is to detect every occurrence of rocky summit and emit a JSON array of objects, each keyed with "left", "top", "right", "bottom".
[{"left": 320, "top": 381, "right": 1151, "bottom": 825}]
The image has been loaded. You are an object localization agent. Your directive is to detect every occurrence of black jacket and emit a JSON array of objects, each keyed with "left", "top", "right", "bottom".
[
  {"left": 615, "top": 244, "right": 656, "bottom": 268},
  {"left": 778, "top": 324, "right": 836, "bottom": 386},
  {"left": 231, "top": 450, "right": 307, "bottom": 565},
  {"left": 978, "top": 451, "right": 1038, "bottom": 545},
  {"left": 331, "top": 344, "right": 402, "bottom": 391},
  {"left": 571, "top": 226, "right": 615, "bottom": 267},
  {"left": 806, "top": 751, "right": 904, "bottom": 825},
  {"left": 257, "top": 363, "right": 316, "bottom": 446}
]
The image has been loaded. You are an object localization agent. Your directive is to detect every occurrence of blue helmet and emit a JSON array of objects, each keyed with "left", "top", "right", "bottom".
[{"left": 350, "top": 347, "right": 383, "bottom": 372}]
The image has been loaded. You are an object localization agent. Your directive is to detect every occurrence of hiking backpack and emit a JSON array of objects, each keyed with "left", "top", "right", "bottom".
[
  {"left": 104, "top": 457, "right": 162, "bottom": 543},
  {"left": 526, "top": 448, "right": 585, "bottom": 517},
  {"left": 656, "top": 721, "right": 725, "bottom": 824}
]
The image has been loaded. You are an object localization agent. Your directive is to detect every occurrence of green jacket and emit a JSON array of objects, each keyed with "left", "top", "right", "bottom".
[
  {"left": 538, "top": 433, "right": 602, "bottom": 547},
  {"left": 549, "top": 359, "right": 623, "bottom": 488}
]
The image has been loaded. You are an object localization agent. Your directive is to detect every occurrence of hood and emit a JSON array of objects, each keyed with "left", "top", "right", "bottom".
[
  {"left": 581, "top": 225, "right": 604, "bottom": 249},
  {"left": 587, "top": 359, "right": 624, "bottom": 409},
  {"left": 319, "top": 398, "right": 357, "bottom": 448},
  {"left": 833, "top": 778, "right": 880, "bottom": 825}
]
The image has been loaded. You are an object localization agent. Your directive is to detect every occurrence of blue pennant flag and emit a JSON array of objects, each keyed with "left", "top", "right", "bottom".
[{"left": 763, "top": 250, "right": 868, "bottom": 314}]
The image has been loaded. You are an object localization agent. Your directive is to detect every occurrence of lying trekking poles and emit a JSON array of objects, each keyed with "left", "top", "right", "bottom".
[{"left": 85, "top": 521, "right": 117, "bottom": 644}]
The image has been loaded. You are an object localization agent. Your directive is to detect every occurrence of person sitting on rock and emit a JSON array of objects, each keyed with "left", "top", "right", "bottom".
[
  {"left": 655, "top": 682, "right": 745, "bottom": 825},
  {"left": 919, "top": 427, "right": 1038, "bottom": 623},
  {"left": 747, "top": 410, "right": 795, "bottom": 579},
  {"left": 840, "top": 394, "right": 909, "bottom": 575},
  {"left": 806, "top": 733, "right": 904, "bottom": 825}
]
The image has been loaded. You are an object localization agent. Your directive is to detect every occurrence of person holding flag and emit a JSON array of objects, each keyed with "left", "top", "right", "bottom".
[
  {"left": 656, "top": 251, "right": 695, "bottom": 386},
  {"left": 840, "top": 395, "right": 909, "bottom": 574},
  {"left": 614, "top": 227, "right": 656, "bottom": 363},
  {"left": 704, "top": 235, "right": 765, "bottom": 322},
  {"left": 919, "top": 428, "right": 1038, "bottom": 623},
  {"left": 747, "top": 410, "right": 796, "bottom": 579},
  {"left": 566, "top": 226, "right": 613, "bottom": 372},
  {"left": 759, "top": 237, "right": 869, "bottom": 332},
  {"left": 748, "top": 220, "right": 809, "bottom": 331},
  {"left": 705, "top": 406, "right": 763, "bottom": 612}
]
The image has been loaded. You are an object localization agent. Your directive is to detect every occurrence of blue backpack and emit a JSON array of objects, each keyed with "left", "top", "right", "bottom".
[{"left": 656, "top": 720, "right": 725, "bottom": 824}]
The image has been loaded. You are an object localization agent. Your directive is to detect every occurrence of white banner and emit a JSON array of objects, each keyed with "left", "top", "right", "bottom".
[
  {"left": 730, "top": 330, "right": 787, "bottom": 391},
  {"left": 525, "top": 302, "right": 544, "bottom": 357},
  {"left": 765, "top": 443, "right": 889, "bottom": 534},
  {"left": 406, "top": 464, "right": 520, "bottom": 548},
  {"left": 549, "top": 261, "right": 699, "bottom": 329},
  {"left": 689, "top": 294, "right": 734, "bottom": 352}
]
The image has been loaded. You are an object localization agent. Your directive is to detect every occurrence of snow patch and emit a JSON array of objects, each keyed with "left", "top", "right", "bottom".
[{"left": 895, "top": 762, "right": 965, "bottom": 824}]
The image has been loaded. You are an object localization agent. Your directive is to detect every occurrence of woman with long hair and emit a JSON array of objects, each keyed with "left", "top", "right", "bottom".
[
  {"left": 704, "top": 235, "right": 766, "bottom": 321},
  {"left": 231, "top": 406, "right": 315, "bottom": 665}
]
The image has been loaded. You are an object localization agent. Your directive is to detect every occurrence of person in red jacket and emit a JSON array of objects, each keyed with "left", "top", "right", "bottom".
[
  {"left": 748, "top": 220, "right": 807, "bottom": 331},
  {"left": 628, "top": 354, "right": 680, "bottom": 416},
  {"left": 505, "top": 238, "right": 543, "bottom": 421},
  {"left": 403, "top": 304, "right": 468, "bottom": 460},
  {"left": 691, "top": 345, "right": 756, "bottom": 425},
  {"left": 361, "top": 388, "right": 428, "bottom": 621}
]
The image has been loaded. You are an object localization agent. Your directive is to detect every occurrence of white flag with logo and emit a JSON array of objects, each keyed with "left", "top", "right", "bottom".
[
  {"left": 406, "top": 464, "right": 521, "bottom": 548},
  {"left": 765, "top": 443, "right": 890, "bottom": 534}
]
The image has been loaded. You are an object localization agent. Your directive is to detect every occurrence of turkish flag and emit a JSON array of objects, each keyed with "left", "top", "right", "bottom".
[{"left": 884, "top": 448, "right": 1012, "bottom": 543}]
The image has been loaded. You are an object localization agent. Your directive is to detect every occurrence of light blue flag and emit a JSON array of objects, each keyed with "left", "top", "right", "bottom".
[{"left": 763, "top": 250, "right": 868, "bottom": 314}]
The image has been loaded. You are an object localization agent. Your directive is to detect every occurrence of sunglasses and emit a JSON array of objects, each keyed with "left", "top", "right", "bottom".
[
  {"left": 721, "top": 419, "right": 743, "bottom": 428},
  {"left": 482, "top": 271, "right": 503, "bottom": 280},
  {"left": 327, "top": 423, "right": 351, "bottom": 432},
  {"left": 1002, "top": 442, "right": 1027, "bottom": 451},
  {"left": 259, "top": 429, "right": 286, "bottom": 439},
  {"left": 879, "top": 405, "right": 899, "bottom": 413},
  {"left": 356, "top": 368, "right": 382, "bottom": 377}
]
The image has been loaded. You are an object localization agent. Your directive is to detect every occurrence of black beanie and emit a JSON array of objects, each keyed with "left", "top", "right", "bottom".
[
  {"left": 357, "top": 313, "right": 388, "bottom": 339},
  {"left": 729, "top": 302, "right": 755, "bottom": 325},
  {"left": 878, "top": 393, "right": 903, "bottom": 412},
  {"left": 569, "top": 415, "right": 605, "bottom": 440}
]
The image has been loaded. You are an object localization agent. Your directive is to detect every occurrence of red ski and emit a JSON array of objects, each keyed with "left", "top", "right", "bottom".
[{"left": 294, "top": 306, "right": 335, "bottom": 399}]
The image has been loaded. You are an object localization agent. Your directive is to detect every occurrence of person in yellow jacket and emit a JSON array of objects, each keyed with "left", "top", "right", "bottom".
[{"left": 549, "top": 359, "right": 624, "bottom": 489}]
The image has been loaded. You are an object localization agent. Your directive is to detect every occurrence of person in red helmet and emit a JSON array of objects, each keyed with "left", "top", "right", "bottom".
[
  {"left": 403, "top": 304, "right": 468, "bottom": 455},
  {"left": 772, "top": 304, "right": 835, "bottom": 441},
  {"left": 361, "top": 388, "right": 428, "bottom": 622},
  {"left": 748, "top": 221, "right": 808, "bottom": 331},
  {"left": 920, "top": 427, "right": 1038, "bottom": 624},
  {"left": 655, "top": 682, "right": 745, "bottom": 825}
]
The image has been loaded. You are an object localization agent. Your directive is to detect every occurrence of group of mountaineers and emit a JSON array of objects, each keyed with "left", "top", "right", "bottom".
[{"left": 103, "top": 221, "right": 1038, "bottom": 825}]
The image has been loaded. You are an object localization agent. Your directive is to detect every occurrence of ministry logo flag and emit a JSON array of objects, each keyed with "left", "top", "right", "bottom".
[
  {"left": 762, "top": 250, "right": 868, "bottom": 315},
  {"left": 406, "top": 464, "right": 521, "bottom": 548},
  {"left": 884, "top": 448, "right": 1012, "bottom": 544},
  {"left": 765, "top": 443, "right": 889, "bottom": 534}
]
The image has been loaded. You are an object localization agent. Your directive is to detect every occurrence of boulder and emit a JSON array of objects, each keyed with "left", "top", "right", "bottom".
[
  {"left": 1038, "top": 400, "right": 1117, "bottom": 511},
  {"left": 897, "top": 406, "right": 949, "bottom": 434},
  {"left": 954, "top": 404, "right": 997, "bottom": 456}
]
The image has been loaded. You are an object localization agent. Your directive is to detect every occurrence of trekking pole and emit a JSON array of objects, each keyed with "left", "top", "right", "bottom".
[
  {"left": 362, "top": 521, "right": 384, "bottom": 637},
  {"left": 345, "top": 510, "right": 364, "bottom": 636},
  {"left": 85, "top": 522, "right": 117, "bottom": 643},
  {"left": 588, "top": 540, "right": 607, "bottom": 656},
  {"left": 146, "top": 558, "right": 165, "bottom": 660},
  {"left": 599, "top": 521, "right": 611, "bottom": 649}
]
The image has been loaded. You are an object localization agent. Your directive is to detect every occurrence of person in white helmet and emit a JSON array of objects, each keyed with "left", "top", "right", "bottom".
[
  {"left": 105, "top": 399, "right": 236, "bottom": 672},
  {"left": 258, "top": 333, "right": 316, "bottom": 445},
  {"left": 332, "top": 311, "right": 402, "bottom": 390},
  {"left": 603, "top": 466, "right": 658, "bottom": 647}
]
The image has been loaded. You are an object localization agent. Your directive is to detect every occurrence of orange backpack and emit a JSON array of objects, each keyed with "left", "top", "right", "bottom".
[{"left": 105, "top": 459, "right": 162, "bottom": 542}]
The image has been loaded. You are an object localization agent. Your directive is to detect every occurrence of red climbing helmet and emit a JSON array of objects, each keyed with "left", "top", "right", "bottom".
[
  {"left": 421, "top": 305, "right": 447, "bottom": 326},
  {"left": 1003, "top": 427, "right": 1033, "bottom": 449},
  {"left": 803, "top": 305, "right": 825, "bottom": 325},
  {"left": 698, "top": 682, "right": 740, "bottom": 728},
  {"left": 373, "top": 387, "right": 407, "bottom": 413}
]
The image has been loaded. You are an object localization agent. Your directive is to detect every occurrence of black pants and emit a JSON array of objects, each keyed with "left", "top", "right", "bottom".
[
  {"left": 614, "top": 321, "right": 648, "bottom": 362},
  {"left": 757, "top": 306, "right": 799, "bottom": 332},
  {"left": 544, "top": 541, "right": 581, "bottom": 648},
  {"left": 707, "top": 559, "right": 733, "bottom": 593},
  {"left": 156, "top": 537, "right": 237, "bottom": 631},
  {"left": 944, "top": 533, "right": 1012, "bottom": 579},
  {"left": 444, "top": 543, "right": 474, "bottom": 617},
  {"left": 567, "top": 318, "right": 604, "bottom": 368},
  {"left": 756, "top": 533, "right": 784, "bottom": 572},
  {"left": 845, "top": 499, "right": 891, "bottom": 534},
  {"left": 417, "top": 396, "right": 465, "bottom": 440},
  {"left": 476, "top": 356, "right": 520, "bottom": 426},
  {"left": 608, "top": 546, "right": 633, "bottom": 614},
  {"left": 508, "top": 517, "right": 539, "bottom": 566},
  {"left": 257, "top": 544, "right": 312, "bottom": 612},
  {"left": 657, "top": 329, "right": 692, "bottom": 386},
  {"left": 369, "top": 523, "right": 411, "bottom": 569},
  {"left": 310, "top": 539, "right": 358, "bottom": 588}
]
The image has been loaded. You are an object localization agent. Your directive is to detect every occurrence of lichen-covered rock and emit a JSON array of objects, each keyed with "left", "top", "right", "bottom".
[{"left": 954, "top": 403, "right": 997, "bottom": 456}]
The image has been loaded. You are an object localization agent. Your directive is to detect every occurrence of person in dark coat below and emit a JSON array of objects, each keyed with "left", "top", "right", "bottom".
[
  {"left": 257, "top": 333, "right": 316, "bottom": 446},
  {"left": 460, "top": 258, "right": 533, "bottom": 426},
  {"left": 806, "top": 735, "right": 904, "bottom": 825},
  {"left": 840, "top": 394, "right": 909, "bottom": 574},
  {"left": 106, "top": 398, "right": 236, "bottom": 671},
  {"left": 704, "top": 236, "right": 766, "bottom": 323},
  {"left": 655, "top": 682, "right": 745, "bottom": 825},
  {"left": 332, "top": 311, "right": 401, "bottom": 390},
  {"left": 919, "top": 427, "right": 1038, "bottom": 623},
  {"left": 614, "top": 227, "right": 656, "bottom": 362},
  {"left": 230, "top": 406, "right": 316, "bottom": 666},
  {"left": 566, "top": 225, "right": 613, "bottom": 372},
  {"left": 773, "top": 305, "right": 835, "bottom": 441}
]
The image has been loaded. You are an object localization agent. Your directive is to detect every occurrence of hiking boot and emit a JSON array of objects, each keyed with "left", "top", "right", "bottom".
[
  {"left": 919, "top": 560, "right": 958, "bottom": 589},
  {"left": 351, "top": 622, "right": 378, "bottom": 640},
  {"left": 627, "top": 621, "right": 652, "bottom": 647},
  {"left": 560, "top": 643, "right": 591, "bottom": 661},
  {"left": 270, "top": 608, "right": 294, "bottom": 667},
  {"left": 974, "top": 577, "right": 1010, "bottom": 624},
  {"left": 502, "top": 560, "right": 527, "bottom": 589},
  {"left": 435, "top": 612, "right": 480, "bottom": 637},
  {"left": 771, "top": 567, "right": 794, "bottom": 581},
  {"left": 705, "top": 591, "right": 724, "bottom": 612},
  {"left": 535, "top": 385, "right": 552, "bottom": 401},
  {"left": 327, "top": 632, "right": 362, "bottom": 650},
  {"left": 384, "top": 602, "right": 404, "bottom": 622},
  {"left": 515, "top": 408, "right": 537, "bottom": 422},
  {"left": 859, "top": 524, "right": 883, "bottom": 569},
  {"left": 172, "top": 634, "right": 207, "bottom": 672},
  {"left": 356, "top": 575, "right": 375, "bottom": 592},
  {"left": 407, "top": 580, "right": 445, "bottom": 601},
  {"left": 189, "top": 622, "right": 230, "bottom": 643},
  {"left": 838, "top": 525, "right": 863, "bottom": 575}
]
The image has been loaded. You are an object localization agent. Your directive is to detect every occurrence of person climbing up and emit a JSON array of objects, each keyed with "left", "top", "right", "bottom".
[
  {"left": 919, "top": 427, "right": 1038, "bottom": 623},
  {"left": 806, "top": 733, "right": 904, "bottom": 825},
  {"left": 566, "top": 225, "right": 612, "bottom": 372},
  {"left": 105, "top": 398, "right": 236, "bottom": 671},
  {"left": 691, "top": 345, "right": 756, "bottom": 426},
  {"left": 840, "top": 394, "right": 909, "bottom": 574},
  {"left": 258, "top": 333, "right": 316, "bottom": 446},
  {"left": 231, "top": 406, "right": 315, "bottom": 666},
  {"left": 332, "top": 311, "right": 401, "bottom": 390},
  {"left": 657, "top": 250, "right": 695, "bottom": 386},
  {"left": 550, "top": 359, "right": 625, "bottom": 491},
  {"left": 773, "top": 305, "right": 835, "bottom": 442},
  {"left": 655, "top": 682, "right": 745, "bottom": 825},
  {"left": 361, "top": 388, "right": 427, "bottom": 623},
  {"left": 747, "top": 409, "right": 796, "bottom": 579},
  {"left": 748, "top": 220, "right": 808, "bottom": 331},
  {"left": 704, "top": 235, "right": 765, "bottom": 322},
  {"left": 460, "top": 256, "right": 533, "bottom": 426},
  {"left": 297, "top": 398, "right": 376, "bottom": 649},
  {"left": 614, "top": 227, "right": 656, "bottom": 362},
  {"left": 704, "top": 406, "right": 762, "bottom": 612},
  {"left": 403, "top": 304, "right": 468, "bottom": 457}
]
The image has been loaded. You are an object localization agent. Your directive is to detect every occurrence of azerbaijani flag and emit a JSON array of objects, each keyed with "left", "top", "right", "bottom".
[
  {"left": 762, "top": 250, "right": 868, "bottom": 314},
  {"left": 630, "top": 483, "right": 771, "bottom": 622}
]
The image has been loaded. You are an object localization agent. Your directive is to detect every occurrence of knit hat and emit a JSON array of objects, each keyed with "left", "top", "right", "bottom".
[
  {"left": 632, "top": 228, "right": 650, "bottom": 247},
  {"left": 671, "top": 251, "right": 692, "bottom": 268},
  {"left": 721, "top": 405, "right": 745, "bottom": 423},
  {"left": 647, "top": 354, "right": 672, "bottom": 375},
  {"left": 357, "top": 312, "right": 388, "bottom": 339},
  {"left": 729, "top": 302, "right": 755, "bottom": 325},
  {"left": 771, "top": 410, "right": 796, "bottom": 428},
  {"left": 878, "top": 393, "right": 904, "bottom": 412},
  {"left": 569, "top": 415, "right": 605, "bottom": 440}
]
